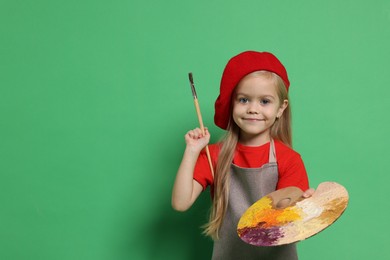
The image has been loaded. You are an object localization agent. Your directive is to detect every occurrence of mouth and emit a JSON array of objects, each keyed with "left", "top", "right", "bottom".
[{"left": 243, "top": 118, "right": 264, "bottom": 121}]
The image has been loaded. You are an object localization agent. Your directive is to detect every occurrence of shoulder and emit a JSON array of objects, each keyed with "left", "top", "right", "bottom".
[
  {"left": 274, "top": 140, "right": 306, "bottom": 176},
  {"left": 274, "top": 140, "right": 302, "bottom": 160},
  {"left": 198, "top": 143, "right": 222, "bottom": 165},
  {"left": 274, "top": 140, "right": 309, "bottom": 191},
  {"left": 205, "top": 143, "right": 222, "bottom": 156},
  {"left": 207, "top": 143, "right": 222, "bottom": 152}
]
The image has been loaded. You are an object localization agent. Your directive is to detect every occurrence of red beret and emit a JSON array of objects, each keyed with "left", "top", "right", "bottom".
[{"left": 214, "top": 51, "right": 290, "bottom": 130}]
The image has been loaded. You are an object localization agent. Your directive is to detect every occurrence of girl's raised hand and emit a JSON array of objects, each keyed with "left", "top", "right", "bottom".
[{"left": 184, "top": 127, "right": 210, "bottom": 153}]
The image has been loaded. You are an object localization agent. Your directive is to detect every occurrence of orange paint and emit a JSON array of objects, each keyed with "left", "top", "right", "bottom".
[{"left": 239, "top": 196, "right": 303, "bottom": 229}]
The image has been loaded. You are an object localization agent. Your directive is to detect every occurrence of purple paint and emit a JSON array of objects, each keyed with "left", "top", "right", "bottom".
[{"left": 238, "top": 226, "right": 284, "bottom": 246}]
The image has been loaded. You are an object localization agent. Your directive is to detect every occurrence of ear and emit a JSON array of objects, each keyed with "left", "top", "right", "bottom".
[{"left": 277, "top": 99, "right": 289, "bottom": 118}]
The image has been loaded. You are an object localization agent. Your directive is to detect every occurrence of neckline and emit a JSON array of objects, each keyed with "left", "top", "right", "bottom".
[
  {"left": 235, "top": 139, "right": 276, "bottom": 164},
  {"left": 236, "top": 141, "right": 270, "bottom": 151}
]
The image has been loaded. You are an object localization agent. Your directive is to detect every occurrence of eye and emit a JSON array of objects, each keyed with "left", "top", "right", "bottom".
[
  {"left": 238, "top": 97, "right": 249, "bottom": 103},
  {"left": 260, "top": 99, "right": 270, "bottom": 105}
]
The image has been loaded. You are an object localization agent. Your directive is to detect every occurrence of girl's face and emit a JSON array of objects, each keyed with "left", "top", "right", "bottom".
[{"left": 232, "top": 72, "right": 288, "bottom": 146}]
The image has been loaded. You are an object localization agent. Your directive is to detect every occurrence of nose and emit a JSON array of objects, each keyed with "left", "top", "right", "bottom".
[{"left": 247, "top": 102, "right": 259, "bottom": 114}]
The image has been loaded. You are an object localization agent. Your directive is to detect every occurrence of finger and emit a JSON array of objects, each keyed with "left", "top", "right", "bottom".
[
  {"left": 188, "top": 129, "right": 201, "bottom": 139},
  {"left": 194, "top": 128, "right": 204, "bottom": 138},
  {"left": 302, "top": 188, "right": 315, "bottom": 198},
  {"left": 186, "top": 130, "right": 196, "bottom": 139}
]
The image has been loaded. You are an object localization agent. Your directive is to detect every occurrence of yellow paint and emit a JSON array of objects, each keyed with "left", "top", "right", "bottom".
[
  {"left": 237, "top": 196, "right": 273, "bottom": 229},
  {"left": 238, "top": 196, "right": 303, "bottom": 229},
  {"left": 276, "top": 207, "right": 302, "bottom": 223}
]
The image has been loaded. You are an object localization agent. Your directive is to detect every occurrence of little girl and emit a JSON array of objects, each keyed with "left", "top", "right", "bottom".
[{"left": 172, "top": 51, "right": 312, "bottom": 259}]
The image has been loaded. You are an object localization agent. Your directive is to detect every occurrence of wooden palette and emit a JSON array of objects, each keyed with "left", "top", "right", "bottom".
[{"left": 237, "top": 182, "right": 349, "bottom": 246}]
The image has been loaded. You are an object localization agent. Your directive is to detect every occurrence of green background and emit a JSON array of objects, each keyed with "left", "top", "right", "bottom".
[{"left": 1, "top": 0, "right": 389, "bottom": 259}]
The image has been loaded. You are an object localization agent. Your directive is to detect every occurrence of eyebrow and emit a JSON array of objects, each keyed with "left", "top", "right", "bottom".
[{"left": 235, "top": 93, "right": 276, "bottom": 99}]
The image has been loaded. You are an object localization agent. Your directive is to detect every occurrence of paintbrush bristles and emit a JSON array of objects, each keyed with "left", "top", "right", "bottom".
[{"left": 188, "top": 72, "right": 197, "bottom": 99}]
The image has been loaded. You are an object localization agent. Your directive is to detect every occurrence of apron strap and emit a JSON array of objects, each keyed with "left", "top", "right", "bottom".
[{"left": 269, "top": 139, "right": 277, "bottom": 163}]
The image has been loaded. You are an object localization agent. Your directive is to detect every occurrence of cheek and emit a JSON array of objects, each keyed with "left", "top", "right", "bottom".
[
  {"left": 232, "top": 107, "right": 239, "bottom": 120},
  {"left": 266, "top": 107, "right": 282, "bottom": 118},
  {"left": 232, "top": 105, "right": 242, "bottom": 120},
  {"left": 232, "top": 103, "right": 243, "bottom": 114}
]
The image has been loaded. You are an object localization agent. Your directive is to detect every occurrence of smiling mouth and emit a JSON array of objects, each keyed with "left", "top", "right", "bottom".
[{"left": 243, "top": 118, "right": 264, "bottom": 121}]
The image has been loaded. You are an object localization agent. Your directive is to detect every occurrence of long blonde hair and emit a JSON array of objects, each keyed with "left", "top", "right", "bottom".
[{"left": 203, "top": 71, "right": 291, "bottom": 239}]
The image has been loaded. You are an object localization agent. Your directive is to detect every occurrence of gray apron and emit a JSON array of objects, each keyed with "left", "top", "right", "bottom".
[{"left": 211, "top": 140, "right": 298, "bottom": 260}]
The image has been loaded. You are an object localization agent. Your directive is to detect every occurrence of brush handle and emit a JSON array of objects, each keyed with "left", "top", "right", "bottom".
[{"left": 193, "top": 99, "right": 214, "bottom": 178}]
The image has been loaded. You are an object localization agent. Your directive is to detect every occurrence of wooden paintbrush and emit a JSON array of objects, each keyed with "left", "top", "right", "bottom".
[{"left": 188, "top": 72, "right": 214, "bottom": 177}]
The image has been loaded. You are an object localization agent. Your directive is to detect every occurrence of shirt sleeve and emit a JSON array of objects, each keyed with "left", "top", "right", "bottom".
[
  {"left": 276, "top": 146, "right": 310, "bottom": 191},
  {"left": 193, "top": 145, "right": 217, "bottom": 190}
]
